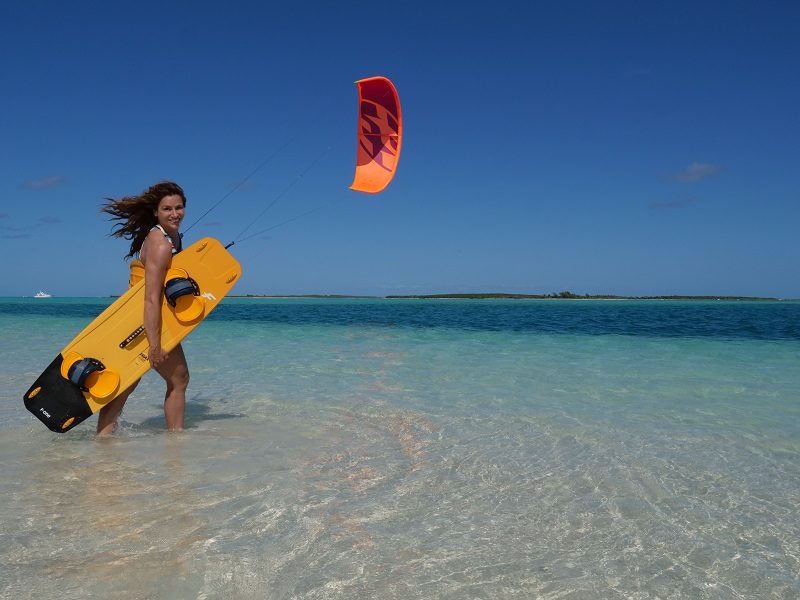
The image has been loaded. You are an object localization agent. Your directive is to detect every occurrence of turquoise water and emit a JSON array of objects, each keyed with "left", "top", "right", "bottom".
[{"left": 1, "top": 297, "right": 799, "bottom": 598}]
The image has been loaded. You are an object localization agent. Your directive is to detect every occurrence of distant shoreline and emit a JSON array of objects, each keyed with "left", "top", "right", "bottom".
[{"left": 385, "top": 293, "right": 781, "bottom": 301}]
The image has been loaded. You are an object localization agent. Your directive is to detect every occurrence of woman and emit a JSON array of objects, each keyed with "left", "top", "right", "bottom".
[{"left": 98, "top": 181, "right": 190, "bottom": 434}]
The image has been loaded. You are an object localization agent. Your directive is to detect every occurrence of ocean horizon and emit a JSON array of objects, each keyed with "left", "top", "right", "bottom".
[{"left": 2, "top": 297, "right": 798, "bottom": 598}]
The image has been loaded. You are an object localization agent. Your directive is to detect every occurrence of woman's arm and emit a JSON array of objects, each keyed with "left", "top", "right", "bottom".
[{"left": 143, "top": 232, "right": 173, "bottom": 368}]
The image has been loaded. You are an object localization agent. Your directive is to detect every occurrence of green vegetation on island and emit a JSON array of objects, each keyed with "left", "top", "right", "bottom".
[
  {"left": 385, "top": 292, "right": 780, "bottom": 301},
  {"left": 230, "top": 291, "right": 782, "bottom": 301}
]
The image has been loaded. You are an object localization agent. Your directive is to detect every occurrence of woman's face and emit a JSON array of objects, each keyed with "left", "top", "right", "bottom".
[{"left": 154, "top": 194, "right": 185, "bottom": 233}]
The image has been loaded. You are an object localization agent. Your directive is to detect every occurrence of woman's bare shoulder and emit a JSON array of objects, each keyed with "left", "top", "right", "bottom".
[
  {"left": 144, "top": 227, "right": 170, "bottom": 245},
  {"left": 142, "top": 229, "right": 173, "bottom": 266}
]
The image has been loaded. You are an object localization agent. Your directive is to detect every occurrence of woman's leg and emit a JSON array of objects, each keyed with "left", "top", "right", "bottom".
[
  {"left": 155, "top": 343, "right": 190, "bottom": 431},
  {"left": 96, "top": 379, "right": 140, "bottom": 435}
]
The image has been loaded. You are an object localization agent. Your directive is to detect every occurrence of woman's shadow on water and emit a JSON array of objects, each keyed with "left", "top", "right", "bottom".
[{"left": 136, "top": 399, "right": 244, "bottom": 430}]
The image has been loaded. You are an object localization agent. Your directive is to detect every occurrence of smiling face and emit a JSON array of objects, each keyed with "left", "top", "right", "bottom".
[{"left": 154, "top": 194, "right": 185, "bottom": 235}]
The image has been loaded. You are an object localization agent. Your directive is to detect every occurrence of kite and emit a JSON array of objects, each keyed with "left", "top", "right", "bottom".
[{"left": 350, "top": 76, "right": 402, "bottom": 194}]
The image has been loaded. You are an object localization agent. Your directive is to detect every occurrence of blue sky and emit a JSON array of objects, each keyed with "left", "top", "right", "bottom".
[{"left": 1, "top": 1, "right": 798, "bottom": 297}]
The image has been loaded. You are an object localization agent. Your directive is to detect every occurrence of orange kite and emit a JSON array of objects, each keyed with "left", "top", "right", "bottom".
[{"left": 350, "top": 76, "right": 402, "bottom": 194}]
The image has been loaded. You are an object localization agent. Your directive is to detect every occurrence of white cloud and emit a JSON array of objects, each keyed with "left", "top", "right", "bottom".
[
  {"left": 22, "top": 176, "right": 66, "bottom": 190},
  {"left": 672, "top": 162, "right": 722, "bottom": 183}
]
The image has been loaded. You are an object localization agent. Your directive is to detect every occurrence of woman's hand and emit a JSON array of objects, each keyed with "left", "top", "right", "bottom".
[{"left": 148, "top": 344, "right": 169, "bottom": 368}]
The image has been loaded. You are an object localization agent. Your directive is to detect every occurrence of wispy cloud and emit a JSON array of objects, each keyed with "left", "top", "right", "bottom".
[
  {"left": 0, "top": 215, "right": 60, "bottom": 237},
  {"left": 1, "top": 223, "right": 34, "bottom": 239},
  {"left": 22, "top": 175, "right": 66, "bottom": 190},
  {"left": 671, "top": 162, "right": 723, "bottom": 183},
  {"left": 649, "top": 195, "right": 700, "bottom": 210}
]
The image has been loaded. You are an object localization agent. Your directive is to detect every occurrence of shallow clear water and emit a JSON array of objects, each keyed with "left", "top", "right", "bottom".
[{"left": 1, "top": 297, "right": 799, "bottom": 598}]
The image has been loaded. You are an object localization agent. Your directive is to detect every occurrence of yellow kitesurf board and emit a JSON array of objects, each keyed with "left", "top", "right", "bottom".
[{"left": 24, "top": 237, "right": 241, "bottom": 432}]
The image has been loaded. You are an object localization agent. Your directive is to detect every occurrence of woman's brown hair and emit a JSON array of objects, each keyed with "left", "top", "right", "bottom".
[{"left": 102, "top": 181, "right": 186, "bottom": 258}]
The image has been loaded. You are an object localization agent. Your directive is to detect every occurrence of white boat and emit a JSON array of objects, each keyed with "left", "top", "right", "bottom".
[{"left": 34, "top": 291, "right": 52, "bottom": 298}]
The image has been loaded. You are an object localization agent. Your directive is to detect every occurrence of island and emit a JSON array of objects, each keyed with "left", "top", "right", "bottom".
[{"left": 384, "top": 292, "right": 780, "bottom": 301}]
